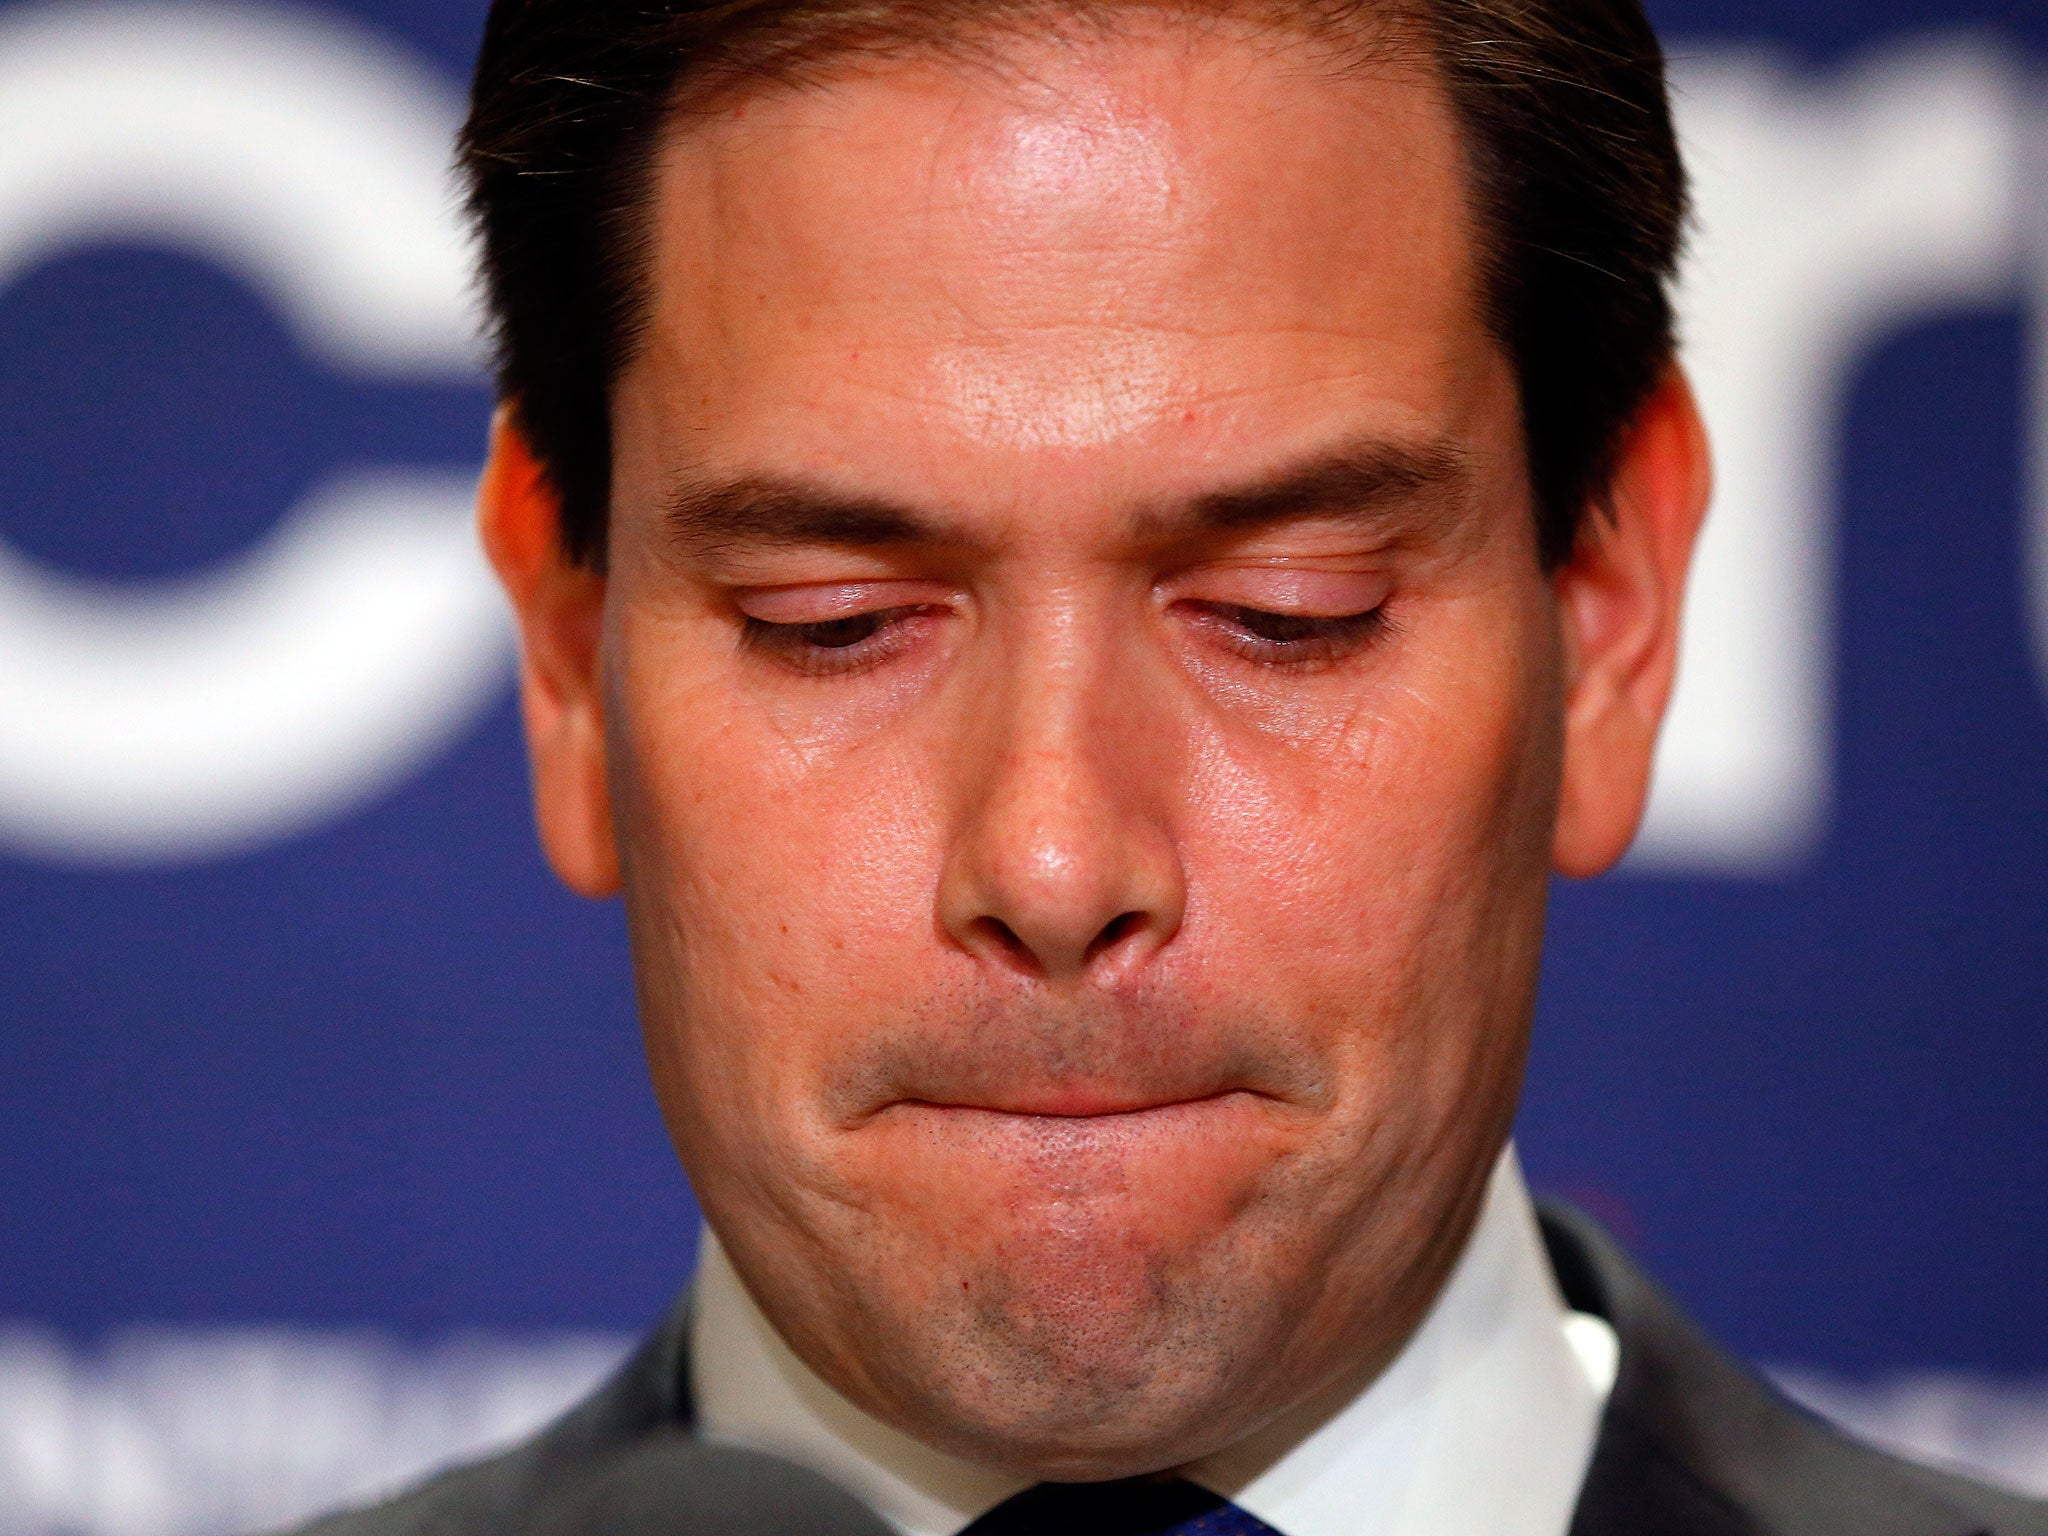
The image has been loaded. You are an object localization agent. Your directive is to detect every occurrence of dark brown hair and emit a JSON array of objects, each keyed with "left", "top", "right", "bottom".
[{"left": 459, "top": 0, "right": 1685, "bottom": 569}]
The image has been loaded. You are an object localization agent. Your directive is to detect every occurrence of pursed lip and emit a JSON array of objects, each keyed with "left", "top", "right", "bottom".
[
  {"left": 830, "top": 1015, "right": 1330, "bottom": 1130},
  {"left": 882, "top": 1086, "right": 1264, "bottom": 1120}
]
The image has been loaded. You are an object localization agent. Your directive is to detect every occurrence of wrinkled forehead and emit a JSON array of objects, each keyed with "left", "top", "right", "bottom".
[{"left": 630, "top": 15, "right": 1495, "bottom": 486}]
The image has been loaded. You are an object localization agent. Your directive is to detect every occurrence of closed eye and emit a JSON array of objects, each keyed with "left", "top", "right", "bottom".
[
  {"left": 1182, "top": 600, "right": 1389, "bottom": 668},
  {"left": 741, "top": 605, "right": 940, "bottom": 674}
]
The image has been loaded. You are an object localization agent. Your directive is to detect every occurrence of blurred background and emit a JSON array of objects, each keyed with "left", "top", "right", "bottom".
[{"left": 0, "top": 0, "right": 2043, "bottom": 1529}]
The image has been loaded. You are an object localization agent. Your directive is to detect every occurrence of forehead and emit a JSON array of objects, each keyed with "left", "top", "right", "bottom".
[{"left": 626, "top": 18, "right": 1499, "bottom": 505}]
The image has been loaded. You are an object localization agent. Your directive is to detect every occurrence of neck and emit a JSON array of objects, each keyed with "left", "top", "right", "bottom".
[{"left": 691, "top": 1145, "right": 1617, "bottom": 1536}]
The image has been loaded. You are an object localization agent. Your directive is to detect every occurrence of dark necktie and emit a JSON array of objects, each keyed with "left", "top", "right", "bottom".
[{"left": 958, "top": 1478, "right": 1285, "bottom": 1536}]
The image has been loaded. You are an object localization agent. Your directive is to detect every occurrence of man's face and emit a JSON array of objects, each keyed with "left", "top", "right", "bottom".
[{"left": 602, "top": 21, "right": 1562, "bottom": 1478}]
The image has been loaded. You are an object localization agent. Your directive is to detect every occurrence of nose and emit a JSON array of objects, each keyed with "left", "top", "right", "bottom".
[{"left": 936, "top": 634, "right": 1186, "bottom": 986}]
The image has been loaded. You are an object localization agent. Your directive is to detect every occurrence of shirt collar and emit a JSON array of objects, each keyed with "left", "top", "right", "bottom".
[{"left": 691, "top": 1145, "right": 1618, "bottom": 1536}]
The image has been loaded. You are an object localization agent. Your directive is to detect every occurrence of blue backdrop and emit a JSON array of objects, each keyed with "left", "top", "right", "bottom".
[{"left": 0, "top": 0, "right": 2042, "bottom": 1513}]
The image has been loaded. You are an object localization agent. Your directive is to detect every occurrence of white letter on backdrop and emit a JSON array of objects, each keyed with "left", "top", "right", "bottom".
[{"left": 0, "top": 2, "right": 507, "bottom": 864}]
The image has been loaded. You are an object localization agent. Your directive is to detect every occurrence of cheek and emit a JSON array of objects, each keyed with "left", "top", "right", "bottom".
[
  {"left": 1177, "top": 590, "right": 1561, "bottom": 1056},
  {"left": 605, "top": 623, "right": 950, "bottom": 1103}
]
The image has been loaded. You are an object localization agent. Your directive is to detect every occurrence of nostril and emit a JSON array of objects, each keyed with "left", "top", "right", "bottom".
[
  {"left": 970, "top": 916, "right": 1042, "bottom": 976},
  {"left": 1085, "top": 911, "right": 1145, "bottom": 963}
]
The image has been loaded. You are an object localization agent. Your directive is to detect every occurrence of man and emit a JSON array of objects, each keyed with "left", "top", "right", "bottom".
[{"left": 294, "top": 0, "right": 2043, "bottom": 1531}]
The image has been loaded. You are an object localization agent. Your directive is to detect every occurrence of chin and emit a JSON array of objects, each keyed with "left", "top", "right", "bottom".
[
  {"left": 883, "top": 1331, "right": 1264, "bottom": 1484},
  {"left": 846, "top": 1197, "right": 1292, "bottom": 1479}
]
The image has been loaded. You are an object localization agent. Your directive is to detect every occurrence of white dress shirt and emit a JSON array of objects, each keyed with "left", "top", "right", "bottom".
[{"left": 693, "top": 1146, "right": 1619, "bottom": 1536}]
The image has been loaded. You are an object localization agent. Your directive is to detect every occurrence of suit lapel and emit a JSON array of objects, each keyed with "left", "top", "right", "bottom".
[{"left": 1543, "top": 1206, "right": 2004, "bottom": 1536}]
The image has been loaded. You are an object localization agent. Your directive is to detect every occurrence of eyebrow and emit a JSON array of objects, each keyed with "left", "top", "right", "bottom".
[
  {"left": 659, "top": 437, "right": 1475, "bottom": 559},
  {"left": 1172, "top": 438, "right": 1475, "bottom": 540},
  {"left": 662, "top": 478, "right": 941, "bottom": 558}
]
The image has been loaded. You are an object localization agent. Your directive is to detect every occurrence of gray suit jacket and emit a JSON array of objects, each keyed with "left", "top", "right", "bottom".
[{"left": 284, "top": 1207, "right": 2048, "bottom": 1536}]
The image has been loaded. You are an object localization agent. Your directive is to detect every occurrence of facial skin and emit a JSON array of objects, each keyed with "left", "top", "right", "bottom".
[{"left": 481, "top": 15, "right": 1710, "bottom": 1484}]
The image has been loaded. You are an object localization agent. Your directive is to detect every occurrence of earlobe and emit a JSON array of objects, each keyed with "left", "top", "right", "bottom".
[
  {"left": 1551, "top": 367, "right": 1713, "bottom": 878},
  {"left": 479, "top": 409, "right": 622, "bottom": 898}
]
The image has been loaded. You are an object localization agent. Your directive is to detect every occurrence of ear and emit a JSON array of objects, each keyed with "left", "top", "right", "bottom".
[
  {"left": 478, "top": 408, "right": 621, "bottom": 897},
  {"left": 1551, "top": 367, "right": 1714, "bottom": 878}
]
